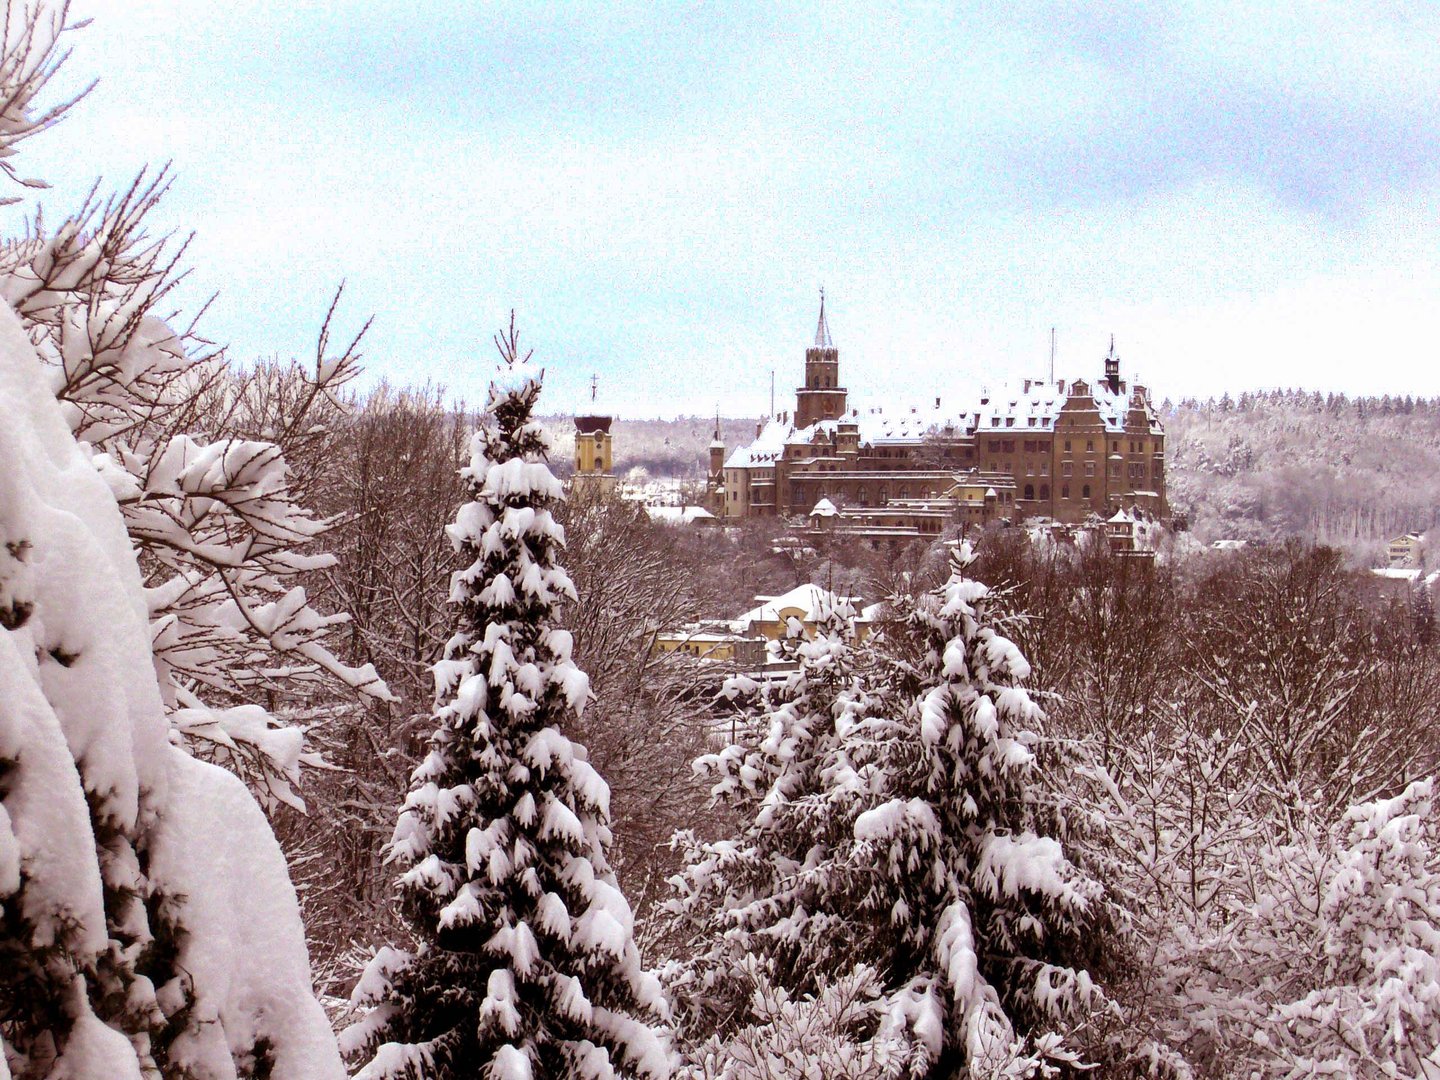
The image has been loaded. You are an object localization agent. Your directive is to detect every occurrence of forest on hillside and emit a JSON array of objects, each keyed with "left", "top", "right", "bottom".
[{"left": 1164, "top": 390, "right": 1440, "bottom": 559}]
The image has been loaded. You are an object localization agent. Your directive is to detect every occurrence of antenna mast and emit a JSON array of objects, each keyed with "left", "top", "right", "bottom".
[
  {"left": 770, "top": 368, "right": 775, "bottom": 419},
  {"left": 1049, "top": 327, "right": 1056, "bottom": 383}
]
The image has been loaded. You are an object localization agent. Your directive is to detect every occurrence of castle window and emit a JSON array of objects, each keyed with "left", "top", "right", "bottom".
[
  {"left": 1005, "top": 418, "right": 1015, "bottom": 427},
  {"left": 1062, "top": 462, "right": 1073, "bottom": 477},
  {"left": 1024, "top": 484, "right": 1034, "bottom": 501},
  {"left": 1062, "top": 484, "right": 1070, "bottom": 499},
  {"left": 1040, "top": 461, "right": 1049, "bottom": 475},
  {"left": 1039, "top": 484, "right": 1050, "bottom": 500},
  {"left": 1064, "top": 440, "right": 1071, "bottom": 452},
  {"left": 1084, "top": 462, "right": 1095, "bottom": 477},
  {"left": 1087, "top": 440, "right": 1094, "bottom": 452},
  {"left": 1082, "top": 484, "right": 1091, "bottom": 499}
]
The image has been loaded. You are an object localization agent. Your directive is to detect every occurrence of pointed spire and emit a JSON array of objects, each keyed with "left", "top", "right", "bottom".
[{"left": 814, "top": 286, "right": 834, "bottom": 349}]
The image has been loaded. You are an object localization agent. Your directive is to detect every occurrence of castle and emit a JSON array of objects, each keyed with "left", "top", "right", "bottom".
[{"left": 707, "top": 296, "right": 1167, "bottom": 528}]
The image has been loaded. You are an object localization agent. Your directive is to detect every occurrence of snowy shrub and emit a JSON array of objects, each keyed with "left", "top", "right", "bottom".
[
  {"left": 1174, "top": 778, "right": 1440, "bottom": 1078},
  {"left": 678, "top": 961, "right": 900, "bottom": 1080},
  {"left": 343, "top": 317, "right": 671, "bottom": 1079}
]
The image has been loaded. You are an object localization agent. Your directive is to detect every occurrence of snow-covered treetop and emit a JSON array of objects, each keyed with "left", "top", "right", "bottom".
[{"left": 346, "top": 315, "right": 671, "bottom": 1080}]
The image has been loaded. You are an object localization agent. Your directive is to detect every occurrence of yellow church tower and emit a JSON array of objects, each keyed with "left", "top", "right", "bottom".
[{"left": 573, "top": 374, "right": 617, "bottom": 496}]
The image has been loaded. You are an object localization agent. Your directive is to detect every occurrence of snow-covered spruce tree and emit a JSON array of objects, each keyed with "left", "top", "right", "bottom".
[
  {"left": 343, "top": 318, "right": 671, "bottom": 1080},
  {"left": 0, "top": 268, "right": 342, "bottom": 1076},
  {"left": 844, "top": 542, "right": 1116, "bottom": 1076},
  {"left": 665, "top": 595, "right": 876, "bottom": 1031}
]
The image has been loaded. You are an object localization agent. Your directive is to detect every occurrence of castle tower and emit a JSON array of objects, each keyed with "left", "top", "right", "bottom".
[{"left": 794, "top": 288, "right": 848, "bottom": 429}]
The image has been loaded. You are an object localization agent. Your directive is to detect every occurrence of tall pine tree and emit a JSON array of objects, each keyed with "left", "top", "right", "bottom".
[{"left": 344, "top": 318, "right": 671, "bottom": 1080}]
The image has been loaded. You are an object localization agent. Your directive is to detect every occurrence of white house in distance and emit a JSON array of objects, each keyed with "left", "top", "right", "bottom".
[{"left": 1387, "top": 532, "right": 1425, "bottom": 568}]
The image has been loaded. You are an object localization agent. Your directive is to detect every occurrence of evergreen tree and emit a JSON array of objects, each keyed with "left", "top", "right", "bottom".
[
  {"left": 833, "top": 543, "right": 1116, "bottom": 1075},
  {"left": 666, "top": 550, "right": 1118, "bottom": 1076},
  {"left": 666, "top": 596, "right": 875, "bottom": 1030},
  {"left": 344, "top": 318, "right": 670, "bottom": 1080},
  {"left": 0, "top": 233, "right": 343, "bottom": 1080}
]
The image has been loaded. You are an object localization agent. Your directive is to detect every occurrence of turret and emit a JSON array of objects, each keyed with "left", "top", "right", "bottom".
[
  {"left": 1104, "top": 336, "right": 1121, "bottom": 395},
  {"left": 708, "top": 409, "right": 725, "bottom": 479}
]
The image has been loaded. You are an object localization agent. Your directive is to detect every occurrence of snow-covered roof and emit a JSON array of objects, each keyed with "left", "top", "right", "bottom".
[
  {"left": 725, "top": 373, "right": 1160, "bottom": 470},
  {"left": 1372, "top": 567, "right": 1423, "bottom": 581},
  {"left": 724, "top": 419, "right": 789, "bottom": 468},
  {"left": 810, "top": 497, "right": 838, "bottom": 517},
  {"left": 736, "top": 584, "right": 865, "bottom": 627},
  {"left": 1108, "top": 509, "right": 1132, "bottom": 523},
  {"left": 643, "top": 504, "right": 715, "bottom": 525}
]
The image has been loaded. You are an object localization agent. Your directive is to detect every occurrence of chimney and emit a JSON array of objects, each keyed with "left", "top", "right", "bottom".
[
  {"left": 935, "top": 396, "right": 941, "bottom": 408},
  {"left": 1023, "top": 378, "right": 1031, "bottom": 393}
]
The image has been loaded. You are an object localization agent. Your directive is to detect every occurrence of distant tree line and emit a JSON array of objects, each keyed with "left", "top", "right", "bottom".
[{"left": 1166, "top": 389, "right": 1440, "bottom": 558}]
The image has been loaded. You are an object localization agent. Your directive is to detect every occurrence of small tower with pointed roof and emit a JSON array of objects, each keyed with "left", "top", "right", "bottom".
[
  {"left": 795, "top": 287, "right": 848, "bottom": 429},
  {"left": 706, "top": 407, "right": 727, "bottom": 513},
  {"left": 1104, "top": 336, "right": 1122, "bottom": 395}
]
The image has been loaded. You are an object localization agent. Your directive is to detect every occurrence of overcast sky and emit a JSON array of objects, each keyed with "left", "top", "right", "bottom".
[{"left": 15, "top": 1, "right": 1440, "bottom": 417}]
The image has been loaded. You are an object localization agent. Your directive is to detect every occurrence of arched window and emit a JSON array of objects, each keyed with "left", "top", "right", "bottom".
[
  {"left": 1082, "top": 484, "right": 1091, "bottom": 499},
  {"left": 1039, "top": 484, "right": 1050, "bottom": 500},
  {"left": 1023, "top": 483, "right": 1034, "bottom": 501}
]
